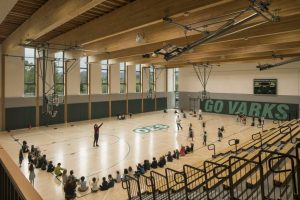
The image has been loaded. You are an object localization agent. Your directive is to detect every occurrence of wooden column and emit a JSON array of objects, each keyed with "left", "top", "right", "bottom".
[
  {"left": 108, "top": 63, "right": 112, "bottom": 117},
  {"left": 1, "top": 55, "right": 5, "bottom": 131},
  {"left": 141, "top": 67, "right": 144, "bottom": 113},
  {"left": 64, "top": 61, "right": 68, "bottom": 124},
  {"left": 165, "top": 68, "right": 168, "bottom": 109},
  {"left": 35, "top": 58, "right": 40, "bottom": 127},
  {"left": 88, "top": 63, "right": 92, "bottom": 120},
  {"left": 154, "top": 68, "right": 157, "bottom": 111},
  {"left": 126, "top": 64, "right": 129, "bottom": 114}
]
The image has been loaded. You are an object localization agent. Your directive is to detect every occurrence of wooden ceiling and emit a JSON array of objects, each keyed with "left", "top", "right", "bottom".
[
  {"left": 1, "top": 0, "right": 300, "bottom": 67},
  {"left": 0, "top": 0, "right": 47, "bottom": 44},
  {"left": 36, "top": 0, "right": 135, "bottom": 42}
]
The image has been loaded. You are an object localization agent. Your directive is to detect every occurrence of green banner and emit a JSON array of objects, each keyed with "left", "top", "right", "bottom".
[{"left": 200, "top": 99, "right": 298, "bottom": 120}]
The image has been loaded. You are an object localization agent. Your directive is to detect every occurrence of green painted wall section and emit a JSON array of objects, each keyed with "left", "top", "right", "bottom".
[
  {"left": 5, "top": 107, "right": 36, "bottom": 130},
  {"left": 67, "top": 103, "right": 88, "bottom": 122},
  {"left": 128, "top": 99, "right": 142, "bottom": 114},
  {"left": 39, "top": 105, "right": 64, "bottom": 126},
  {"left": 4, "top": 97, "right": 167, "bottom": 130},
  {"left": 111, "top": 100, "right": 126, "bottom": 116},
  {"left": 156, "top": 98, "right": 167, "bottom": 111},
  {"left": 201, "top": 99, "right": 298, "bottom": 120},
  {"left": 92, "top": 101, "right": 109, "bottom": 119},
  {"left": 143, "top": 98, "right": 155, "bottom": 112}
]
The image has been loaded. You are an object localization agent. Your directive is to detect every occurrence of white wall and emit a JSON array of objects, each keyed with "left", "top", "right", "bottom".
[
  {"left": 179, "top": 63, "right": 300, "bottom": 96},
  {"left": 168, "top": 68, "right": 175, "bottom": 92}
]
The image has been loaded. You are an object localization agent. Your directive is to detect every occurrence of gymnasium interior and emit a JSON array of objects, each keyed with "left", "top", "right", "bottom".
[{"left": 0, "top": 0, "right": 300, "bottom": 200}]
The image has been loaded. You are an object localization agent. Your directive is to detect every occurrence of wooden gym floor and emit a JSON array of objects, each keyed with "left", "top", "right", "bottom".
[{"left": 0, "top": 110, "right": 275, "bottom": 200}]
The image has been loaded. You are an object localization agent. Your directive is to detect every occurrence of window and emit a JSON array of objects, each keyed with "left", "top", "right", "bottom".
[
  {"left": 135, "top": 64, "right": 141, "bottom": 93},
  {"left": 54, "top": 51, "right": 64, "bottom": 95},
  {"left": 24, "top": 48, "right": 36, "bottom": 96},
  {"left": 80, "top": 57, "right": 88, "bottom": 94},
  {"left": 101, "top": 60, "right": 109, "bottom": 94},
  {"left": 174, "top": 68, "right": 179, "bottom": 92},
  {"left": 149, "top": 66, "right": 155, "bottom": 93},
  {"left": 120, "top": 62, "right": 126, "bottom": 93}
]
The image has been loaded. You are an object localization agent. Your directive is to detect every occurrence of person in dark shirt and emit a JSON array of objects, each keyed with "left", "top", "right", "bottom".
[
  {"left": 151, "top": 157, "right": 158, "bottom": 169},
  {"left": 64, "top": 179, "right": 77, "bottom": 199},
  {"left": 93, "top": 123, "right": 103, "bottom": 147},
  {"left": 107, "top": 174, "right": 114, "bottom": 188},
  {"left": 47, "top": 161, "right": 55, "bottom": 173},
  {"left": 166, "top": 151, "right": 173, "bottom": 162},
  {"left": 99, "top": 177, "right": 109, "bottom": 191}
]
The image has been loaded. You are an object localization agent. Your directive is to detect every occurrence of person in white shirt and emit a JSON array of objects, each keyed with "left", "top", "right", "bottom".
[
  {"left": 90, "top": 177, "right": 99, "bottom": 193},
  {"left": 78, "top": 176, "right": 89, "bottom": 192},
  {"left": 176, "top": 115, "right": 183, "bottom": 131}
]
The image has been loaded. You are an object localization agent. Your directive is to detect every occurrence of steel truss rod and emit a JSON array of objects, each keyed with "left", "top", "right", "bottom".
[
  {"left": 193, "top": 63, "right": 214, "bottom": 92},
  {"left": 164, "top": 12, "right": 259, "bottom": 61},
  {"left": 159, "top": 0, "right": 279, "bottom": 61},
  {"left": 257, "top": 57, "right": 300, "bottom": 71}
]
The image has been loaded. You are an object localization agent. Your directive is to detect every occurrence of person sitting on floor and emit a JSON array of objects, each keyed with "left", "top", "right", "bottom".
[
  {"left": 114, "top": 171, "right": 122, "bottom": 183},
  {"left": 151, "top": 157, "right": 158, "bottom": 169},
  {"left": 64, "top": 179, "right": 77, "bottom": 200},
  {"left": 158, "top": 156, "right": 166, "bottom": 168},
  {"left": 54, "top": 163, "right": 65, "bottom": 177},
  {"left": 128, "top": 166, "right": 134, "bottom": 177},
  {"left": 47, "top": 161, "right": 55, "bottom": 173},
  {"left": 166, "top": 151, "right": 173, "bottom": 162},
  {"left": 28, "top": 152, "right": 33, "bottom": 164},
  {"left": 122, "top": 169, "right": 129, "bottom": 181},
  {"left": 185, "top": 145, "right": 191, "bottom": 154},
  {"left": 136, "top": 163, "right": 145, "bottom": 175},
  {"left": 108, "top": 174, "right": 115, "bottom": 188},
  {"left": 40, "top": 155, "right": 48, "bottom": 170},
  {"left": 62, "top": 169, "right": 68, "bottom": 185},
  {"left": 22, "top": 141, "right": 29, "bottom": 153},
  {"left": 179, "top": 146, "right": 186, "bottom": 156},
  {"left": 90, "top": 177, "right": 99, "bottom": 193},
  {"left": 99, "top": 177, "right": 109, "bottom": 191},
  {"left": 143, "top": 160, "right": 150, "bottom": 171},
  {"left": 78, "top": 176, "right": 89, "bottom": 192}
]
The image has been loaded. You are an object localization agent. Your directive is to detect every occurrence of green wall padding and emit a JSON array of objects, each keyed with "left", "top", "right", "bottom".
[
  {"left": 111, "top": 100, "right": 126, "bottom": 116},
  {"left": 6, "top": 106, "right": 36, "bottom": 130},
  {"left": 91, "top": 101, "right": 109, "bottom": 119},
  {"left": 200, "top": 99, "right": 298, "bottom": 120},
  {"left": 67, "top": 103, "right": 88, "bottom": 122},
  {"left": 156, "top": 98, "right": 167, "bottom": 111},
  {"left": 143, "top": 98, "right": 155, "bottom": 112},
  {"left": 128, "top": 99, "right": 142, "bottom": 114}
]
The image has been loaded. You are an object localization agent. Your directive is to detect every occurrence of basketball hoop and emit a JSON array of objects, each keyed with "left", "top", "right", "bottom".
[{"left": 46, "top": 93, "right": 64, "bottom": 118}]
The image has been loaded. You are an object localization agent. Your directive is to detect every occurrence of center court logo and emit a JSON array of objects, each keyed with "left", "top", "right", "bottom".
[{"left": 133, "top": 124, "right": 169, "bottom": 134}]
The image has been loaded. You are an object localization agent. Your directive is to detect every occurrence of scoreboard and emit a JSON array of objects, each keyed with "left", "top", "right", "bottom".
[{"left": 254, "top": 79, "right": 277, "bottom": 95}]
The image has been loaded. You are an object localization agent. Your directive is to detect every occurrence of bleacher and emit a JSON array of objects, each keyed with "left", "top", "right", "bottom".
[{"left": 122, "top": 119, "right": 300, "bottom": 200}]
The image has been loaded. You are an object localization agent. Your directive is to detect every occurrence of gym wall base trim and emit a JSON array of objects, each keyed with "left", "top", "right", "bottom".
[{"left": 4, "top": 97, "right": 168, "bottom": 130}]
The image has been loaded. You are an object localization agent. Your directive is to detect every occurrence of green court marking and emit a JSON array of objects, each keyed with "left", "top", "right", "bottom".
[{"left": 133, "top": 124, "right": 169, "bottom": 134}]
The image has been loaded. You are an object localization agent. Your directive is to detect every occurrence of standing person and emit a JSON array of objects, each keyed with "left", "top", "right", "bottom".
[
  {"left": 198, "top": 109, "right": 203, "bottom": 120},
  {"left": 29, "top": 164, "right": 35, "bottom": 186},
  {"left": 203, "top": 131, "right": 207, "bottom": 146},
  {"left": 19, "top": 149, "right": 24, "bottom": 167},
  {"left": 188, "top": 124, "right": 194, "bottom": 141},
  {"left": 176, "top": 115, "right": 183, "bottom": 131},
  {"left": 218, "top": 128, "right": 222, "bottom": 141},
  {"left": 93, "top": 122, "right": 103, "bottom": 147},
  {"left": 202, "top": 121, "right": 206, "bottom": 131}
]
